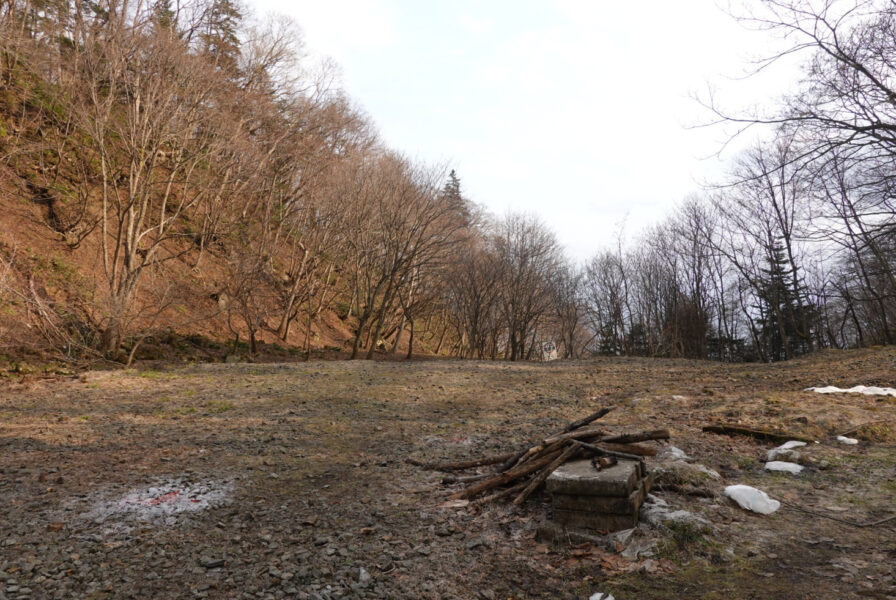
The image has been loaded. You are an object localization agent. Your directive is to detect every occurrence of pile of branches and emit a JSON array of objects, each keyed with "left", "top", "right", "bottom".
[{"left": 408, "top": 407, "right": 669, "bottom": 506}]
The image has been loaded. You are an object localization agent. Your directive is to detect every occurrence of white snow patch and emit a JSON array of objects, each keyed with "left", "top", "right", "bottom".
[
  {"left": 779, "top": 440, "right": 807, "bottom": 450},
  {"left": 645, "top": 493, "right": 668, "bottom": 507},
  {"left": 764, "top": 461, "right": 804, "bottom": 474},
  {"left": 767, "top": 440, "right": 806, "bottom": 461},
  {"left": 836, "top": 435, "right": 859, "bottom": 445},
  {"left": 806, "top": 385, "right": 896, "bottom": 398},
  {"left": 723, "top": 485, "right": 781, "bottom": 514},
  {"left": 86, "top": 476, "right": 233, "bottom": 523},
  {"left": 589, "top": 594, "right": 615, "bottom": 600},
  {"left": 661, "top": 446, "right": 692, "bottom": 462}
]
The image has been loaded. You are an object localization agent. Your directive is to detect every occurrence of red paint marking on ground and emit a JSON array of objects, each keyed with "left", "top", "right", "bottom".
[{"left": 138, "top": 490, "right": 180, "bottom": 506}]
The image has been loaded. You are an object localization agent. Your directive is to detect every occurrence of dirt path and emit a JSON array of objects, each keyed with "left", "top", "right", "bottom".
[{"left": 1, "top": 350, "right": 895, "bottom": 599}]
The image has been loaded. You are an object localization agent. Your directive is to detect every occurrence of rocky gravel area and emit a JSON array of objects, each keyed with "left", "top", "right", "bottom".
[{"left": 1, "top": 352, "right": 895, "bottom": 598}]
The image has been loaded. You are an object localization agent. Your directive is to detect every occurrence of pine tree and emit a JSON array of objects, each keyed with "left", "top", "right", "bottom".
[
  {"left": 754, "top": 242, "right": 813, "bottom": 361},
  {"left": 153, "top": 0, "right": 176, "bottom": 33},
  {"left": 441, "top": 169, "right": 471, "bottom": 223},
  {"left": 199, "top": 0, "right": 242, "bottom": 74}
]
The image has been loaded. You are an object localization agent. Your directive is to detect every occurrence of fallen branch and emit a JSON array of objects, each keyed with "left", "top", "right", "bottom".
[
  {"left": 497, "top": 405, "right": 616, "bottom": 472},
  {"left": 405, "top": 452, "right": 517, "bottom": 472},
  {"left": 837, "top": 419, "right": 893, "bottom": 437},
  {"left": 450, "top": 448, "right": 563, "bottom": 500},
  {"left": 597, "top": 442, "right": 657, "bottom": 456},
  {"left": 471, "top": 480, "right": 529, "bottom": 506},
  {"left": 572, "top": 439, "right": 645, "bottom": 463},
  {"left": 560, "top": 406, "right": 617, "bottom": 433},
  {"left": 702, "top": 424, "right": 814, "bottom": 444},
  {"left": 600, "top": 429, "right": 670, "bottom": 444},
  {"left": 542, "top": 427, "right": 609, "bottom": 445},
  {"left": 780, "top": 500, "right": 896, "bottom": 528},
  {"left": 409, "top": 407, "right": 665, "bottom": 507},
  {"left": 512, "top": 444, "right": 580, "bottom": 506}
]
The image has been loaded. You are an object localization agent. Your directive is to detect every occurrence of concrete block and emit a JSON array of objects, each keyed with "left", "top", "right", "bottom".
[
  {"left": 552, "top": 485, "right": 645, "bottom": 514},
  {"left": 546, "top": 459, "right": 640, "bottom": 497},
  {"left": 552, "top": 508, "right": 638, "bottom": 532}
]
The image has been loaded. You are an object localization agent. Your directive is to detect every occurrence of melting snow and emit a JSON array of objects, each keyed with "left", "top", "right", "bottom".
[
  {"left": 806, "top": 385, "right": 896, "bottom": 398},
  {"left": 767, "top": 440, "right": 807, "bottom": 461},
  {"left": 764, "top": 461, "right": 804, "bottom": 474},
  {"left": 723, "top": 485, "right": 780, "bottom": 514},
  {"left": 836, "top": 435, "right": 859, "bottom": 445}
]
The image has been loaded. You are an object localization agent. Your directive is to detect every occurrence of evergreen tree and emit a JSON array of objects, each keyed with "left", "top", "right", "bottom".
[
  {"left": 152, "top": 0, "right": 176, "bottom": 33},
  {"left": 441, "top": 169, "right": 471, "bottom": 223},
  {"left": 199, "top": 0, "right": 242, "bottom": 74},
  {"left": 754, "top": 242, "right": 813, "bottom": 361}
]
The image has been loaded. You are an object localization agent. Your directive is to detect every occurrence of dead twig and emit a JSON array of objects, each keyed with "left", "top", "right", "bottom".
[
  {"left": 560, "top": 406, "right": 617, "bottom": 433},
  {"left": 780, "top": 500, "right": 896, "bottom": 528},
  {"left": 702, "top": 424, "right": 814, "bottom": 444},
  {"left": 837, "top": 420, "right": 893, "bottom": 437},
  {"left": 449, "top": 448, "right": 563, "bottom": 500},
  {"left": 470, "top": 480, "right": 528, "bottom": 506},
  {"left": 497, "top": 405, "right": 616, "bottom": 472}
]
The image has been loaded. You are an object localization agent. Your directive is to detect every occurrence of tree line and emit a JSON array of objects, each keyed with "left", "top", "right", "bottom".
[{"left": 0, "top": 0, "right": 894, "bottom": 363}]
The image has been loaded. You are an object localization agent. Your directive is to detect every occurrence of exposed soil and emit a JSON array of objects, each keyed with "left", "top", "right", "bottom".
[{"left": 1, "top": 348, "right": 895, "bottom": 599}]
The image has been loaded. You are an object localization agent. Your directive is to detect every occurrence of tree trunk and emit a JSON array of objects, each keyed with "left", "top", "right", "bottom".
[
  {"left": 366, "top": 314, "right": 386, "bottom": 360},
  {"left": 434, "top": 325, "right": 447, "bottom": 355},
  {"left": 390, "top": 314, "right": 406, "bottom": 354},
  {"left": 350, "top": 314, "right": 369, "bottom": 359},
  {"left": 101, "top": 318, "right": 122, "bottom": 360},
  {"left": 405, "top": 317, "right": 415, "bottom": 359}
]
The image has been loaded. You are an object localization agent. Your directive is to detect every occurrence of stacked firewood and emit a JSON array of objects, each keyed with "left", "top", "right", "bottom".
[{"left": 407, "top": 407, "right": 669, "bottom": 506}]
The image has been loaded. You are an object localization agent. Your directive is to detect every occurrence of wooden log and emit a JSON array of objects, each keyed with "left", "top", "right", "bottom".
[
  {"left": 496, "top": 448, "right": 531, "bottom": 474},
  {"left": 542, "top": 427, "right": 609, "bottom": 445},
  {"left": 702, "top": 424, "right": 814, "bottom": 444},
  {"left": 597, "top": 442, "right": 657, "bottom": 457},
  {"left": 470, "top": 480, "right": 529, "bottom": 506},
  {"left": 497, "top": 406, "right": 615, "bottom": 472},
  {"left": 512, "top": 444, "right": 580, "bottom": 506},
  {"left": 406, "top": 452, "right": 517, "bottom": 472},
  {"left": 560, "top": 406, "right": 617, "bottom": 433},
  {"left": 512, "top": 438, "right": 569, "bottom": 470},
  {"left": 572, "top": 439, "right": 645, "bottom": 464},
  {"left": 599, "top": 429, "right": 670, "bottom": 444},
  {"left": 451, "top": 448, "right": 564, "bottom": 500}
]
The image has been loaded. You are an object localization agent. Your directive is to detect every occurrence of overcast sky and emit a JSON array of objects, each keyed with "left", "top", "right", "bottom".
[{"left": 247, "top": 0, "right": 796, "bottom": 261}]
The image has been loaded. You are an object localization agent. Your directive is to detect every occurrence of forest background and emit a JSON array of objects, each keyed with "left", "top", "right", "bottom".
[{"left": 1, "top": 0, "right": 895, "bottom": 366}]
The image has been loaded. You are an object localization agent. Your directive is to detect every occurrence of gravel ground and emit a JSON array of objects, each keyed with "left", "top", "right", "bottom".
[{"left": 1, "top": 351, "right": 895, "bottom": 599}]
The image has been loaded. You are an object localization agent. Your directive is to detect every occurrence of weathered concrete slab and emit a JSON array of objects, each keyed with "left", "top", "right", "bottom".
[
  {"left": 552, "top": 484, "right": 645, "bottom": 514},
  {"left": 552, "top": 508, "right": 638, "bottom": 532},
  {"left": 546, "top": 459, "right": 640, "bottom": 497}
]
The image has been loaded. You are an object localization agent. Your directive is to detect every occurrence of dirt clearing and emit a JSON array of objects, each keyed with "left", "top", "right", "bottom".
[{"left": 1, "top": 349, "right": 895, "bottom": 599}]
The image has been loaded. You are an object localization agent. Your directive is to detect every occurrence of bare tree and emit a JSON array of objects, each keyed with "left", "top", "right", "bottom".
[
  {"left": 42, "top": 3, "right": 259, "bottom": 357},
  {"left": 492, "top": 213, "right": 563, "bottom": 361},
  {"left": 338, "top": 154, "right": 465, "bottom": 359}
]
